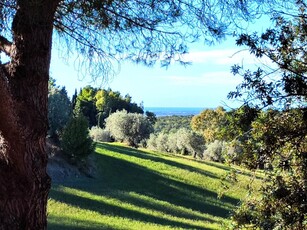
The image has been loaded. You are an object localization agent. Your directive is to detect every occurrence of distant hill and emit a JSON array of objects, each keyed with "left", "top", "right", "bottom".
[
  {"left": 154, "top": 115, "right": 194, "bottom": 133},
  {"left": 145, "top": 107, "right": 205, "bottom": 117}
]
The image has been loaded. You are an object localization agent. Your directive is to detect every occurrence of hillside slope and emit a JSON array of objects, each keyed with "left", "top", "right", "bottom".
[{"left": 48, "top": 143, "right": 258, "bottom": 229}]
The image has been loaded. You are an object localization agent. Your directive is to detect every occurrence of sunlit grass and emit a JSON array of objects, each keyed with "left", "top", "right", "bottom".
[{"left": 48, "top": 142, "right": 260, "bottom": 229}]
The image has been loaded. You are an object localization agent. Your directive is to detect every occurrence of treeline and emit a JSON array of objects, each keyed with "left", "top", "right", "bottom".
[
  {"left": 147, "top": 106, "right": 258, "bottom": 162},
  {"left": 73, "top": 85, "right": 145, "bottom": 128},
  {"left": 153, "top": 115, "right": 193, "bottom": 133},
  {"left": 48, "top": 78, "right": 302, "bottom": 173},
  {"left": 47, "top": 78, "right": 154, "bottom": 164}
]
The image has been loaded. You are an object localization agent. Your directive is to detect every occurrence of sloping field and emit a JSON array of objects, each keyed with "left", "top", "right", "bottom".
[{"left": 48, "top": 143, "right": 259, "bottom": 229}]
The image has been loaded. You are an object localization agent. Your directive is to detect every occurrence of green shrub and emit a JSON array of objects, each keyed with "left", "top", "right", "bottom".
[
  {"left": 61, "top": 115, "right": 95, "bottom": 163},
  {"left": 147, "top": 132, "right": 174, "bottom": 153},
  {"left": 155, "top": 132, "right": 171, "bottom": 153},
  {"left": 166, "top": 132, "right": 179, "bottom": 153},
  {"left": 89, "top": 126, "right": 112, "bottom": 142}
]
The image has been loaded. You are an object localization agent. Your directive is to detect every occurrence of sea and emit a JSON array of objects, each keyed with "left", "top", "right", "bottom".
[{"left": 144, "top": 107, "right": 205, "bottom": 117}]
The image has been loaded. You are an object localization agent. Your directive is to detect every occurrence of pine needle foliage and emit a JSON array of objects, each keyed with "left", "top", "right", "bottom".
[{"left": 61, "top": 115, "right": 95, "bottom": 162}]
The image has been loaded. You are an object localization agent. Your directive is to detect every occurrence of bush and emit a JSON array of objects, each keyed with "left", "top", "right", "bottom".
[
  {"left": 147, "top": 132, "right": 172, "bottom": 153},
  {"left": 89, "top": 126, "right": 112, "bottom": 142},
  {"left": 61, "top": 115, "right": 95, "bottom": 163}
]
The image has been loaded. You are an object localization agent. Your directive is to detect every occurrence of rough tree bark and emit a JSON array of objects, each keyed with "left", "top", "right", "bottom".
[{"left": 0, "top": 0, "right": 60, "bottom": 229}]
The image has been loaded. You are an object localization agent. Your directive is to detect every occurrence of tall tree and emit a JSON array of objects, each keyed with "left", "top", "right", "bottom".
[
  {"left": 191, "top": 106, "right": 227, "bottom": 143},
  {"left": 74, "top": 85, "right": 98, "bottom": 127},
  {"left": 48, "top": 84, "right": 72, "bottom": 139},
  {"left": 0, "top": 1, "right": 59, "bottom": 229},
  {"left": 95, "top": 88, "right": 144, "bottom": 127},
  {"left": 0, "top": 0, "right": 291, "bottom": 228},
  {"left": 228, "top": 1, "right": 307, "bottom": 228}
]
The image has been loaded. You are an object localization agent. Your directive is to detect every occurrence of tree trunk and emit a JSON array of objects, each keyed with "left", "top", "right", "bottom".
[{"left": 0, "top": 0, "right": 59, "bottom": 229}]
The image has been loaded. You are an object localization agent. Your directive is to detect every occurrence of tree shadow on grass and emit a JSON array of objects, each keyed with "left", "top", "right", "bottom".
[
  {"left": 106, "top": 143, "right": 262, "bottom": 181},
  {"left": 99, "top": 143, "right": 221, "bottom": 180},
  {"left": 48, "top": 215, "right": 121, "bottom": 230},
  {"left": 202, "top": 158, "right": 263, "bottom": 180},
  {"left": 94, "top": 151, "right": 238, "bottom": 214},
  {"left": 111, "top": 191, "right": 209, "bottom": 222},
  {"left": 49, "top": 143, "right": 240, "bottom": 229},
  {"left": 49, "top": 188, "right": 212, "bottom": 230}
]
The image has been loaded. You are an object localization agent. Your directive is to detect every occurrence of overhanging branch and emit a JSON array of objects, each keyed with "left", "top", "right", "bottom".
[{"left": 0, "top": 35, "right": 12, "bottom": 57}]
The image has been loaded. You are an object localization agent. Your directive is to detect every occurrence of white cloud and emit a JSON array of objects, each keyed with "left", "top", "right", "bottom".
[
  {"left": 167, "top": 71, "right": 242, "bottom": 86},
  {"left": 182, "top": 49, "right": 271, "bottom": 66}
]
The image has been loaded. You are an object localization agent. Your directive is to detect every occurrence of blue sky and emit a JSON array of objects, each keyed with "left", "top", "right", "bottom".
[{"left": 50, "top": 34, "right": 269, "bottom": 109}]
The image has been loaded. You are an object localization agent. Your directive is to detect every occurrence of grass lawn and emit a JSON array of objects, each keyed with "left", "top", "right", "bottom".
[{"left": 48, "top": 142, "right": 260, "bottom": 229}]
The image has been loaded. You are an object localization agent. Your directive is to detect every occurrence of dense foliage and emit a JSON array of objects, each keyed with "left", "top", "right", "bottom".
[
  {"left": 89, "top": 126, "right": 112, "bottom": 143},
  {"left": 95, "top": 88, "right": 144, "bottom": 127},
  {"left": 61, "top": 115, "right": 95, "bottom": 163},
  {"left": 230, "top": 109, "right": 307, "bottom": 229},
  {"left": 147, "top": 128, "right": 205, "bottom": 158},
  {"left": 74, "top": 86, "right": 98, "bottom": 128},
  {"left": 191, "top": 107, "right": 227, "bottom": 143},
  {"left": 203, "top": 140, "right": 228, "bottom": 162},
  {"left": 48, "top": 78, "right": 72, "bottom": 138},
  {"left": 154, "top": 115, "right": 193, "bottom": 134},
  {"left": 227, "top": 2, "right": 307, "bottom": 229},
  {"left": 222, "top": 105, "right": 259, "bottom": 142},
  {"left": 74, "top": 86, "right": 144, "bottom": 128}
]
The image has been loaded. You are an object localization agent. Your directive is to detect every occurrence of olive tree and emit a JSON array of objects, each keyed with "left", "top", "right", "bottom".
[
  {"left": 105, "top": 110, "right": 153, "bottom": 147},
  {"left": 147, "top": 128, "right": 205, "bottom": 158}
]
